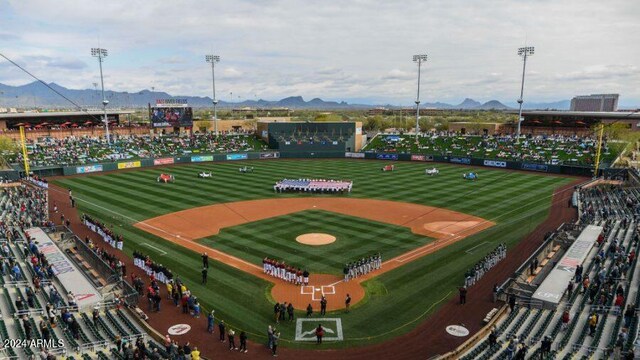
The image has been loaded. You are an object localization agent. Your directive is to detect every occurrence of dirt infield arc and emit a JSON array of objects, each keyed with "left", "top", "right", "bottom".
[{"left": 134, "top": 198, "right": 494, "bottom": 311}]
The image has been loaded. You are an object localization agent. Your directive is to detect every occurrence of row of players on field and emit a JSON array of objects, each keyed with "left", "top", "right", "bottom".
[
  {"left": 464, "top": 243, "right": 507, "bottom": 287},
  {"left": 263, "top": 258, "right": 311, "bottom": 285},
  {"left": 343, "top": 254, "right": 383, "bottom": 281}
]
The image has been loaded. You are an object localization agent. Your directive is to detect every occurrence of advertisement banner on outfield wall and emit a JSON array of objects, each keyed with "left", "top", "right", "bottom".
[
  {"left": 154, "top": 157, "right": 175, "bottom": 166},
  {"left": 483, "top": 160, "right": 507, "bottom": 168},
  {"left": 376, "top": 153, "right": 398, "bottom": 160},
  {"left": 226, "top": 153, "right": 248, "bottom": 161},
  {"left": 345, "top": 152, "right": 365, "bottom": 159},
  {"left": 117, "top": 161, "right": 141, "bottom": 170},
  {"left": 76, "top": 165, "right": 103, "bottom": 174},
  {"left": 522, "top": 163, "right": 549, "bottom": 172},
  {"left": 449, "top": 157, "right": 471, "bottom": 165},
  {"left": 260, "top": 152, "right": 280, "bottom": 159},
  {"left": 191, "top": 155, "right": 214, "bottom": 162},
  {"left": 411, "top": 155, "right": 434, "bottom": 161}
]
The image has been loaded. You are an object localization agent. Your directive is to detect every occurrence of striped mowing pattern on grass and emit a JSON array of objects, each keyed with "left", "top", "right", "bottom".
[
  {"left": 200, "top": 209, "right": 435, "bottom": 275},
  {"left": 54, "top": 159, "right": 573, "bottom": 348}
]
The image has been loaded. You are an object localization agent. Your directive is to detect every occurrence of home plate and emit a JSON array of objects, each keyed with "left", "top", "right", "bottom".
[{"left": 315, "top": 288, "right": 320, "bottom": 291}]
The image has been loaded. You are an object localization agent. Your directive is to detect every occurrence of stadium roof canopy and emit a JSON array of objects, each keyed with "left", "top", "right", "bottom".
[
  {"left": 0, "top": 110, "right": 134, "bottom": 119},
  {"left": 0, "top": 110, "right": 135, "bottom": 130}
]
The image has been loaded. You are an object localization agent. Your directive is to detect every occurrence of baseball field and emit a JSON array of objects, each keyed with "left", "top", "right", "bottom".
[{"left": 53, "top": 159, "right": 573, "bottom": 348}]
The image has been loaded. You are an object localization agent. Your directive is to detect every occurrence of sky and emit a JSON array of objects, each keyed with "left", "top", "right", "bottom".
[{"left": 1, "top": 0, "right": 639, "bottom": 106}]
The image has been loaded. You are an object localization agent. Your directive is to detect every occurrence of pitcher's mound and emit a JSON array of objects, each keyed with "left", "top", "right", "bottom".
[{"left": 296, "top": 233, "right": 336, "bottom": 246}]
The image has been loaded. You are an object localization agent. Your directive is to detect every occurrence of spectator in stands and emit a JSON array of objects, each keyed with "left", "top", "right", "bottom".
[
  {"left": 508, "top": 294, "right": 516, "bottom": 312},
  {"left": 588, "top": 312, "right": 598, "bottom": 336},
  {"left": 506, "top": 337, "right": 516, "bottom": 360},
  {"left": 560, "top": 309, "right": 570, "bottom": 330},
  {"left": 488, "top": 327, "right": 497, "bottom": 348},
  {"left": 624, "top": 304, "right": 636, "bottom": 328},
  {"left": 541, "top": 336, "right": 552, "bottom": 358}
]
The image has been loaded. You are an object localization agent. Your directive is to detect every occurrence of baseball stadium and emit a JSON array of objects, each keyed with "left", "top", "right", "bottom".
[
  {"left": 1, "top": 2, "right": 639, "bottom": 357},
  {"left": 0, "top": 104, "right": 638, "bottom": 360}
]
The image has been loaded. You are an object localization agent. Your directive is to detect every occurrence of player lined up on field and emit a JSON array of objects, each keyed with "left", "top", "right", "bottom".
[
  {"left": 343, "top": 254, "right": 382, "bottom": 281},
  {"left": 464, "top": 243, "right": 506, "bottom": 288},
  {"left": 263, "top": 257, "right": 310, "bottom": 285}
]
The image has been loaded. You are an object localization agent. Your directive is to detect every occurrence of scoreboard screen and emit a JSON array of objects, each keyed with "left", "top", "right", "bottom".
[{"left": 150, "top": 107, "right": 193, "bottom": 128}]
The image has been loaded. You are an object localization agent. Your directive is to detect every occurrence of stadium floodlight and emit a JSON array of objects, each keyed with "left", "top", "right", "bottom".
[
  {"left": 206, "top": 55, "right": 221, "bottom": 136},
  {"left": 413, "top": 54, "right": 428, "bottom": 141},
  {"left": 91, "top": 48, "right": 111, "bottom": 145},
  {"left": 515, "top": 46, "right": 534, "bottom": 143}
]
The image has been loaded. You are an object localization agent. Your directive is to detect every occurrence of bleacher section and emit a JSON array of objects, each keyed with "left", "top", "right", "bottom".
[
  {"left": 0, "top": 185, "right": 163, "bottom": 359},
  {"left": 459, "top": 184, "right": 640, "bottom": 359}
]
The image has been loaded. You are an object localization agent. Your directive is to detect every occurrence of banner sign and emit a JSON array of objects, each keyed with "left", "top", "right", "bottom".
[
  {"left": 450, "top": 157, "right": 471, "bottom": 165},
  {"left": 483, "top": 160, "right": 507, "bottom": 168},
  {"left": 411, "top": 155, "right": 434, "bottom": 161},
  {"left": 260, "top": 152, "right": 280, "bottom": 159},
  {"left": 28, "top": 227, "right": 102, "bottom": 308},
  {"left": 155, "top": 99, "right": 188, "bottom": 107},
  {"left": 154, "top": 157, "right": 175, "bottom": 166},
  {"left": 345, "top": 152, "right": 365, "bottom": 159},
  {"left": 191, "top": 155, "right": 214, "bottom": 163},
  {"left": 76, "top": 165, "right": 103, "bottom": 174},
  {"left": 226, "top": 153, "right": 248, "bottom": 161},
  {"left": 376, "top": 154, "right": 398, "bottom": 160},
  {"left": 522, "top": 163, "right": 549, "bottom": 172},
  {"left": 117, "top": 161, "right": 141, "bottom": 170}
]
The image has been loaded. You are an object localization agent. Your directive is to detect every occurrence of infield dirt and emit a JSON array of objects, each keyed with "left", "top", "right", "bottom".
[{"left": 134, "top": 197, "right": 494, "bottom": 310}]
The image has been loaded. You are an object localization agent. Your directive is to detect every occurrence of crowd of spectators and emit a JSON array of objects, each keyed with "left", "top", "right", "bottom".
[
  {"left": 364, "top": 133, "right": 615, "bottom": 166},
  {"left": 14, "top": 133, "right": 268, "bottom": 167}
]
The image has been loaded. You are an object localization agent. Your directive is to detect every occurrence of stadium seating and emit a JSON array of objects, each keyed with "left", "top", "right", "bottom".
[
  {"left": 0, "top": 184, "right": 164, "bottom": 359},
  {"left": 13, "top": 133, "right": 268, "bottom": 167},
  {"left": 460, "top": 184, "right": 640, "bottom": 359},
  {"left": 363, "top": 133, "right": 617, "bottom": 166}
]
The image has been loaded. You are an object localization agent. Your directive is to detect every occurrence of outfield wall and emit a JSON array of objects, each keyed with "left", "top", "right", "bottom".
[{"left": 16, "top": 149, "right": 596, "bottom": 177}]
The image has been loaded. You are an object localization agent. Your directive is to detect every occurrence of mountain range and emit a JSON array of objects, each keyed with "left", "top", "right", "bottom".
[{"left": 0, "top": 81, "right": 574, "bottom": 110}]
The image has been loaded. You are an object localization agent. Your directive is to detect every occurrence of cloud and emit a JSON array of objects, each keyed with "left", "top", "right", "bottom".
[
  {"left": 1, "top": 0, "right": 639, "bottom": 105},
  {"left": 555, "top": 64, "right": 638, "bottom": 81},
  {"left": 382, "top": 69, "right": 414, "bottom": 81}
]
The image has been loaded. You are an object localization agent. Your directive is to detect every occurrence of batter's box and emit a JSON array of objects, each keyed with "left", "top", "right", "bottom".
[
  {"left": 295, "top": 318, "right": 343, "bottom": 342},
  {"left": 322, "top": 286, "right": 335, "bottom": 295},
  {"left": 301, "top": 286, "right": 315, "bottom": 295}
]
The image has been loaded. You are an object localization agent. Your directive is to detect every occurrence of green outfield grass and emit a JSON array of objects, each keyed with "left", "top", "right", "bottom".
[
  {"left": 201, "top": 210, "right": 435, "bottom": 275},
  {"left": 54, "top": 159, "right": 574, "bottom": 348}
]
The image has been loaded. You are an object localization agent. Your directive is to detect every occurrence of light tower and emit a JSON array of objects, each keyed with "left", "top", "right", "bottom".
[
  {"left": 413, "top": 54, "right": 428, "bottom": 141},
  {"left": 205, "top": 55, "right": 221, "bottom": 136},
  {"left": 516, "top": 46, "right": 534, "bottom": 143},
  {"left": 91, "top": 47, "right": 111, "bottom": 145}
]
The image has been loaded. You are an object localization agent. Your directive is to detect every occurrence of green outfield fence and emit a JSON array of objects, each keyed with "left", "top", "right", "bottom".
[{"left": 9, "top": 150, "right": 615, "bottom": 178}]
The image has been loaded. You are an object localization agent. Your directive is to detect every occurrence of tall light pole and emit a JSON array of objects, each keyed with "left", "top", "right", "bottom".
[
  {"left": 516, "top": 46, "right": 534, "bottom": 143},
  {"left": 412, "top": 54, "right": 428, "bottom": 142},
  {"left": 205, "top": 55, "right": 221, "bottom": 136},
  {"left": 91, "top": 48, "right": 111, "bottom": 145}
]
